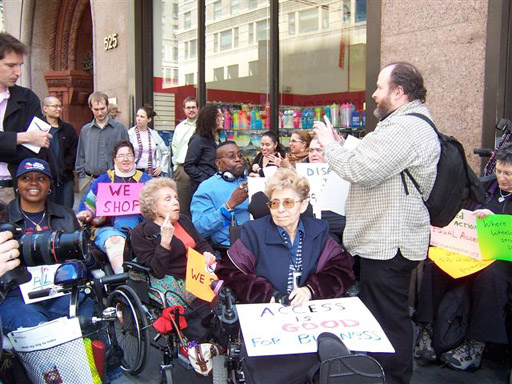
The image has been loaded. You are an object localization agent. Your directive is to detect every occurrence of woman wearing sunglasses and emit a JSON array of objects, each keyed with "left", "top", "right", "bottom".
[
  {"left": 282, "top": 130, "right": 312, "bottom": 168},
  {"left": 216, "top": 167, "right": 354, "bottom": 306},
  {"left": 216, "top": 168, "right": 354, "bottom": 382}
]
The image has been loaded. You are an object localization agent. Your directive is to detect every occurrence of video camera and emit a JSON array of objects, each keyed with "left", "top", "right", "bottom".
[{"left": 0, "top": 223, "right": 90, "bottom": 291}]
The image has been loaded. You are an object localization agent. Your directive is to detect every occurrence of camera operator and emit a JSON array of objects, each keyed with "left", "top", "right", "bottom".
[{"left": 0, "top": 158, "right": 94, "bottom": 334}]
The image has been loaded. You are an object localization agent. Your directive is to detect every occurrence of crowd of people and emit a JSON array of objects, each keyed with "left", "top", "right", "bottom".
[{"left": 0, "top": 31, "right": 510, "bottom": 384}]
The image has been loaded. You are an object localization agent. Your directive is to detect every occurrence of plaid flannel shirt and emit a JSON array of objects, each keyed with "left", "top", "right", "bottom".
[{"left": 325, "top": 100, "right": 441, "bottom": 261}]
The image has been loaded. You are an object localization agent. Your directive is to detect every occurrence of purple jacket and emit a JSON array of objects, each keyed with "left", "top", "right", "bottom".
[{"left": 216, "top": 215, "right": 355, "bottom": 303}]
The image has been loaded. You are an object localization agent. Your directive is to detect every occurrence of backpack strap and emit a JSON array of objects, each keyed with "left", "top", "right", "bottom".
[{"left": 400, "top": 113, "right": 437, "bottom": 198}]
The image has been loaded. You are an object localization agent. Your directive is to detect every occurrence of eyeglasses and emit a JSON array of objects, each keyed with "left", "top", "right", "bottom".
[
  {"left": 218, "top": 152, "right": 245, "bottom": 160},
  {"left": 115, "top": 153, "right": 135, "bottom": 160},
  {"left": 290, "top": 139, "right": 304, "bottom": 144},
  {"left": 266, "top": 198, "right": 303, "bottom": 210},
  {"left": 47, "top": 105, "right": 63, "bottom": 109},
  {"left": 308, "top": 148, "right": 323, "bottom": 153},
  {"left": 184, "top": 106, "right": 197, "bottom": 110}
]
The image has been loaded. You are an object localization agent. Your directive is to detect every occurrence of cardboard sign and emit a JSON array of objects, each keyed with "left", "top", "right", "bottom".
[
  {"left": 430, "top": 209, "right": 481, "bottom": 260},
  {"left": 476, "top": 214, "right": 512, "bottom": 261},
  {"left": 296, "top": 163, "right": 349, "bottom": 216},
  {"left": 236, "top": 297, "right": 394, "bottom": 357},
  {"left": 19, "top": 264, "right": 69, "bottom": 304},
  {"left": 185, "top": 248, "right": 217, "bottom": 302},
  {"left": 96, "top": 182, "right": 144, "bottom": 216},
  {"left": 428, "top": 247, "right": 495, "bottom": 279}
]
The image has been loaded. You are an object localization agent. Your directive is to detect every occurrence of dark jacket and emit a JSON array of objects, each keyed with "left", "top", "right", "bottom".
[
  {"left": 183, "top": 134, "right": 217, "bottom": 193},
  {"left": 0, "top": 85, "right": 52, "bottom": 179},
  {"left": 8, "top": 198, "right": 80, "bottom": 233},
  {"left": 131, "top": 214, "right": 213, "bottom": 279},
  {"left": 46, "top": 119, "right": 78, "bottom": 183},
  {"left": 216, "top": 215, "right": 355, "bottom": 303}
]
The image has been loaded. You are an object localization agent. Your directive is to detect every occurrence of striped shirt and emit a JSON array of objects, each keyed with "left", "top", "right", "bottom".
[{"left": 324, "top": 100, "right": 440, "bottom": 261}]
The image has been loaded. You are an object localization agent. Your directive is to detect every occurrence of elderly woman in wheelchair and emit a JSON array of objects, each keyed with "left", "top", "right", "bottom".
[
  {"left": 215, "top": 168, "right": 356, "bottom": 383},
  {"left": 131, "top": 177, "right": 216, "bottom": 307}
]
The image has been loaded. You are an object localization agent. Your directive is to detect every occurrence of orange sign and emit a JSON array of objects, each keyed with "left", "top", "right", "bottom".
[{"left": 185, "top": 248, "right": 217, "bottom": 302}]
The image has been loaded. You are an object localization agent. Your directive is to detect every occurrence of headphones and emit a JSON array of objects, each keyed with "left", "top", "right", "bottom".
[
  {"left": 217, "top": 170, "right": 236, "bottom": 182},
  {"left": 217, "top": 169, "right": 248, "bottom": 182}
]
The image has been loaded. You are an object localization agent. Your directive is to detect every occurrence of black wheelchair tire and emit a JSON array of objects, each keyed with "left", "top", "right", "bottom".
[
  {"left": 107, "top": 284, "right": 150, "bottom": 375},
  {"left": 213, "top": 355, "right": 228, "bottom": 384}
]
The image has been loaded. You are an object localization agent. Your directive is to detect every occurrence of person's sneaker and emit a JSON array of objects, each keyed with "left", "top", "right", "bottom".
[
  {"left": 414, "top": 324, "right": 437, "bottom": 362},
  {"left": 440, "top": 339, "right": 485, "bottom": 371}
]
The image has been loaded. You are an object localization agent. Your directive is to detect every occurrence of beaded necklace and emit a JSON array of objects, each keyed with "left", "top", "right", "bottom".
[{"left": 135, "top": 127, "right": 153, "bottom": 174}]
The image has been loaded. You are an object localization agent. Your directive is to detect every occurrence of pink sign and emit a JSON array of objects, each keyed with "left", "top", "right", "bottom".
[{"left": 96, "top": 183, "right": 144, "bottom": 216}]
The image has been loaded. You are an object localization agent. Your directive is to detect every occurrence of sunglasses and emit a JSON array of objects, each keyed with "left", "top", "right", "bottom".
[
  {"left": 266, "top": 198, "right": 303, "bottom": 210},
  {"left": 290, "top": 139, "right": 304, "bottom": 144}
]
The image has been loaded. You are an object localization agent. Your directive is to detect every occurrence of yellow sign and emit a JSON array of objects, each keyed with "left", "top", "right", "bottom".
[
  {"left": 185, "top": 248, "right": 217, "bottom": 302},
  {"left": 428, "top": 247, "right": 495, "bottom": 279}
]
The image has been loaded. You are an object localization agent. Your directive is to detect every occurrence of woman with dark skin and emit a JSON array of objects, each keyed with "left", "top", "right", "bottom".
[
  {"left": 184, "top": 104, "right": 224, "bottom": 195},
  {"left": 0, "top": 158, "right": 93, "bottom": 334}
]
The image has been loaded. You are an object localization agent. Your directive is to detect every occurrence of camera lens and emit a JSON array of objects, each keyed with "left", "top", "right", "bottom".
[{"left": 19, "top": 229, "right": 89, "bottom": 266}]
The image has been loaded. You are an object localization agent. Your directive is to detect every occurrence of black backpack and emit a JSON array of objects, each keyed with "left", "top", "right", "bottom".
[
  {"left": 433, "top": 283, "right": 471, "bottom": 355},
  {"left": 401, "top": 113, "right": 486, "bottom": 228}
]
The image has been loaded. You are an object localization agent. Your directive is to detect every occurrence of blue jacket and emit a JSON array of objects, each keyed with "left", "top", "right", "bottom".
[
  {"left": 191, "top": 173, "right": 250, "bottom": 246},
  {"left": 216, "top": 215, "right": 355, "bottom": 303}
]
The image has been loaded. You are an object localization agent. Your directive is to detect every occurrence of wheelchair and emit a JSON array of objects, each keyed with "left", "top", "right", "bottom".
[{"left": 211, "top": 284, "right": 386, "bottom": 384}]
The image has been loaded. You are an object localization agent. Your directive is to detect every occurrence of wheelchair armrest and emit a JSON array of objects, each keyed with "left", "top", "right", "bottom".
[{"left": 123, "top": 261, "right": 152, "bottom": 274}]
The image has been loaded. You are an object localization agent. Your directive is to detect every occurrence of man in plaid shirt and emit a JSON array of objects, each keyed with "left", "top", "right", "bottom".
[{"left": 314, "top": 62, "right": 440, "bottom": 384}]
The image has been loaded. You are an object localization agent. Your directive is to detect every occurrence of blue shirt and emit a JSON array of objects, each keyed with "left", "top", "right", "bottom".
[{"left": 191, "top": 174, "right": 250, "bottom": 246}]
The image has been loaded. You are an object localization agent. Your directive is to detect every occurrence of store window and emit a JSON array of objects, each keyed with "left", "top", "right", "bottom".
[
  {"left": 152, "top": 1, "right": 366, "bottom": 150},
  {"left": 153, "top": 0, "right": 198, "bottom": 131},
  {"left": 206, "top": 0, "right": 270, "bottom": 153},
  {"left": 279, "top": 0, "right": 367, "bottom": 146}
]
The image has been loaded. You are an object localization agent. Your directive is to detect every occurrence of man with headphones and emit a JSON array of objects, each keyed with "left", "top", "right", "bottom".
[{"left": 191, "top": 141, "right": 250, "bottom": 246}]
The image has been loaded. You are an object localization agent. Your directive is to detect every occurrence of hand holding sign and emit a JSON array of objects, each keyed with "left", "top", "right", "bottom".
[{"left": 160, "top": 213, "right": 174, "bottom": 250}]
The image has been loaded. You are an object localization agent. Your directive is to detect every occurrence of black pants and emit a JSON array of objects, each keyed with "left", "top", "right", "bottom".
[
  {"left": 416, "top": 259, "right": 512, "bottom": 344},
  {"left": 359, "top": 251, "right": 418, "bottom": 384}
]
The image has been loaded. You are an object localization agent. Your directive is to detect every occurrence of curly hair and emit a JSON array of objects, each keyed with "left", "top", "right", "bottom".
[
  {"left": 265, "top": 168, "right": 310, "bottom": 201},
  {"left": 195, "top": 104, "right": 220, "bottom": 140},
  {"left": 139, "top": 178, "right": 178, "bottom": 220},
  {"left": 385, "top": 61, "right": 427, "bottom": 103}
]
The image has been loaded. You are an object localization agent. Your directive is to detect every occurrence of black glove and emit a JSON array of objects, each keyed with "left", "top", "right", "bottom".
[{"left": 272, "top": 290, "right": 291, "bottom": 306}]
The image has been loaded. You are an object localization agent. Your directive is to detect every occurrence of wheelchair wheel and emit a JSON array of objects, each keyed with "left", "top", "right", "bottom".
[
  {"left": 213, "top": 355, "right": 228, "bottom": 384},
  {"left": 107, "top": 284, "right": 150, "bottom": 375}
]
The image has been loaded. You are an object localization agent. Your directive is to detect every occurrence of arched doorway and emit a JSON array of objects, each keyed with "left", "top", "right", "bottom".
[{"left": 44, "top": 0, "right": 93, "bottom": 132}]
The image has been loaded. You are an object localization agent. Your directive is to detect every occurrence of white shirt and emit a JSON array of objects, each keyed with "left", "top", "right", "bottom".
[
  {"left": 171, "top": 119, "right": 196, "bottom": 171},
  {"left": 0, "top": 89, "right": 11, "bottom": 179}
]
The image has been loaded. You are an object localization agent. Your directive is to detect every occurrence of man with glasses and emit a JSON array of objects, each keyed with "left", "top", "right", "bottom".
[
  {"left": 0, "top": 33, "right": 52, "bottom": 203},
  {"left": 191, "top": 141, "right": 250, "bottom": 247},
  {"left": 42, "top": 96, "right": 78, "bottom": 208},
  {"left": 171, "top": 97, "right": 198, "bottom": 216},
  {"left": 75, "top": 91, "right": 128, "bottom": 197}
]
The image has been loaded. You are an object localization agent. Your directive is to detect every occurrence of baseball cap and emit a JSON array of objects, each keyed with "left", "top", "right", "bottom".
[{"left": 16, "top": 158, "right": 52, "bottom": 180}]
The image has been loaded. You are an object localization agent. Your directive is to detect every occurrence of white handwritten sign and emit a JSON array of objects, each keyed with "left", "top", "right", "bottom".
[
  {"left": 19, "top": 264, "right": 68, "bottom": 304},
  {"left": 236, "top": 297, "right": 394, "bottom": 357},
  {"left": 296, "top": 163, "right": 349, "bottom": 216},
  {"left": 430, "top": 209, "right": 481, "bottom": 260}
]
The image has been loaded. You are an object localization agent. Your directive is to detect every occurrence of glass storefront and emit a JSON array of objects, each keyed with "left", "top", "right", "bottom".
[{"left": 152, "top": 0, "right": 366, "bottom": 152}]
